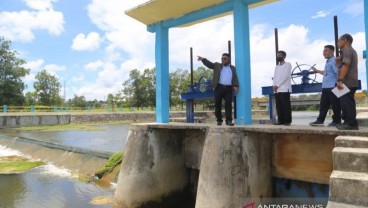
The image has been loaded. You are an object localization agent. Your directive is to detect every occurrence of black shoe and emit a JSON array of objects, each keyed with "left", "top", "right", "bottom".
[
  {"left": 327, "top": 122, "right": 338, "bottom": 127},
  {"left": 284, "top": 123, "right": 291, "bottom": 126},
  {"left": 226, "top": 121, "right": 234, "bottom": 126},
  {"left": 309, "top": 120, "right": 324, "bottom": 126},
  {"left": 336, "top": 124, "right": 359, "bottom": 130},
  {"left": 217, "top": 121, "right": 222, "bottom": 126}
]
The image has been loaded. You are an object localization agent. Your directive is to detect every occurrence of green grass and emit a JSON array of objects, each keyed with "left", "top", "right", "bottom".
[
  {"left": 16, "top": 124, "right": 104, "bottom": 131},
  {"left": 95, "top": 151, "right": 124, "bottom": 178},
  {"left": 15, "top": 121, "right": 132, "bottom": 132},
  {"left": 0, "top": 161, "right": 45, "bottom": 174}
]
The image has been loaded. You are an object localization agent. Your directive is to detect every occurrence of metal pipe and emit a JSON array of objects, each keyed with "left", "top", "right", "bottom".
[
  {"left": 190, "top": 47, "right": 193, "bottom": 85},
  {"left": 275, "top": 28, "right": 279, "bottom": 65},
  {"left": 334, "top": 15, "right": 339, "bottom": 56},
  {"left": 228, "top": 40, "right": 231, "bottom": 64}
]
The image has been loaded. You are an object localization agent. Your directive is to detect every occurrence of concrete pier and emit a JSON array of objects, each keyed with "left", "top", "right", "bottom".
[
  {"left": 195, "top": 129, "right": 272, "bottom": 207},
  {"left": 113, "top": 125, "right": 201, "bottom": 207},
  {"left": 113, "top": 123, "right": 368, "bottom": 208}
]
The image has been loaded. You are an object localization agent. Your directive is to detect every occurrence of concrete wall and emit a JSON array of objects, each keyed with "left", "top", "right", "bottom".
[
  {"left": 273, "top": 133, "right": 335, "bottom": 184},
  {"left": 114, "top": 124, "right": 274, "bottom": 208},
  {"left": 0, "top": 111, "right": 269, "bottom": 127},
  {"left": 114, "top": 123, "right": 368, "bottom": 208},
  {"left": 114, "top": 125, "right": 195, "bottom": 208},
  {"left": 0, "top": 114, "right": 71, "bottom": 127},
  {"left": 195, "top": 129, "right": 272, "bottom": 207}
]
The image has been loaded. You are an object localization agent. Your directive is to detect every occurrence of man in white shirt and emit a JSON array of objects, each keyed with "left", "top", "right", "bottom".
[{"left": 272, "top": 51, "right": 292, "bottom": 125}]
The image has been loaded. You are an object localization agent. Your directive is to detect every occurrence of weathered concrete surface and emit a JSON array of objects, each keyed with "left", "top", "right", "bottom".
[
  {"left": 113, "top": 123, "right": 368, "bottom": 207},
  {"left": 326, "top": 201, "right": 368, "bottom": 208},
  {"left": 113, "top": 125, "right": 191, "bottom": 208},
  {"left": 328, "top": 171, "right": 368, "bottom": 207},
  {"left": 0, "top": 114, "right": 71, "bottom": 127},
  {"left": 195, "top": 129, "right": 272, "bottom": 207},
  {"left": 327, "top": 136, "right": 368, "bottom": 208},
  {"left": 273, "top": 133, "right": 335, "bottom": 184},
  {"left": 357, "top": 112, "right": 368, "bottom": 127},
  {"left": 333, "top": 147, "right": 368, "bottom": 173}
]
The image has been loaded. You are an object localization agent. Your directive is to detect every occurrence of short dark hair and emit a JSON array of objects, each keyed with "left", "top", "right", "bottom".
[
  {"left": 324, "top": 45, "right": 334, "bottom": 51},
  {"left": 340, "top": 33, "right": 353, "bottom": 44},
  {"left": 277, "top": 50, "right": 286, "bottom": 57},
  {"left": 222, "top": 53, "right": 230, "bottom": 58}
]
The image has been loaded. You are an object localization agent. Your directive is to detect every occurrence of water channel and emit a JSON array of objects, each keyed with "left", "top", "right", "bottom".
[{"left": 0, "top": 112, "right": 328, "bottom": 208}]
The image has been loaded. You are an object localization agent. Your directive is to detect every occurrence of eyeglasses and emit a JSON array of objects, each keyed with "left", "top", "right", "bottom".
[{"left": 221, "top": 57, "right": 228, "bottom": 60}]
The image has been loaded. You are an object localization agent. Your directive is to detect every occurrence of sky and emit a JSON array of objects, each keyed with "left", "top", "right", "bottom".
[{"left": 0, "top": 0, "right": 366, "bottom": 101}]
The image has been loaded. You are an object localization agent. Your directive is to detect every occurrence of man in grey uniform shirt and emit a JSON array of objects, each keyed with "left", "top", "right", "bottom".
[{"left": 335, "top": 33, "right": 359, "bottom": 130}]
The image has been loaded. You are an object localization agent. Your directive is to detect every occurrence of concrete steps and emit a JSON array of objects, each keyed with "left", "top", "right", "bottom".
[
  {"left": 328, "top": 171, "right": 368, "bottom": 206},
  {"left": 333, "top": 147, "right": 368, "bottom": 173},
  {"left": 335, "top": 136, "right": 368, "bottom": 149},
  {"left": 327, "top": 136, "right": 368, "bottom": 208}
]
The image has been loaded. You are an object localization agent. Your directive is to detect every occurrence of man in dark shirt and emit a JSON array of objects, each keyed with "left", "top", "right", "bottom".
[
  {"left": 335, "top": 33, "right": 359, "bottom": 130},
  {"left": 197, "top": 53, "right": 239, "bottom": 126}
]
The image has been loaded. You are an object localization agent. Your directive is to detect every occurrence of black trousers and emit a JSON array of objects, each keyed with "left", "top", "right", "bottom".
[
  {"left": 214, "top": 84, "right": 233, "bottom": 123},
  {"left": 317, "top": 88, "right": 341, "bottom": 123},
  {"left": 340, "top": 87, "right": 357, "bottom": 126},
  {"left": 275, "top": 92, "right": 292, "bottom": 124}
]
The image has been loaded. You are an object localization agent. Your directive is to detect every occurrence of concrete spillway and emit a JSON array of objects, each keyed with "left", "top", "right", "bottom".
[
  {"left": 0, "top": 135, "right": 112, "bottom": 175},
  {"left": 114, "top": 123, "right": 368, "bottom": 208}
]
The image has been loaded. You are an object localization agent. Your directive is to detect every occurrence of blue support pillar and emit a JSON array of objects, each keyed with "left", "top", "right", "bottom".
[
  {"left": 365, "top": 0, "right": 368, "bottom": 97},
  {"left": 155, "top": 23, "right": 170, "bottom": 123},
  {"left": 233, "top": 0, "right": 252, "bottom": 125},
  {"left": 186, "top": 99, "right": 194, "bottom": 123}
]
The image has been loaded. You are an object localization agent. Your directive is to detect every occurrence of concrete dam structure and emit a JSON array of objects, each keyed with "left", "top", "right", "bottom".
[{"left": 114, "top": 123, "right": 368, "bottom": 208}]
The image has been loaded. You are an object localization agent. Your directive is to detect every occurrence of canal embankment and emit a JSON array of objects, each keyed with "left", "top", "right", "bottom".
[{"left": 0, "top": 110, "right": 270, "bottom": 127}]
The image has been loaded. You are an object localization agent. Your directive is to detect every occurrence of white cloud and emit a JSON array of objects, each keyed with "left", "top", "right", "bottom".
[
  {"left": 22, "top": 59, "right": 44, "bottom": 72},
  {"left": 344, "top": 0, "right": 364, "bottom": 17},
  {"left": 22, "top": 59, "right": 45, "bottom": 86},
  {"left": 74, "top": 61, "right": 137, "bottom": 100},
  {"left": 0, "top": 11, "right": 64, "bottom": 42},
  {"left": 86, "top": 0, "right": 154, "bottom": 69},
  {"left": 22, "top": 0, "right": 57, "bottom": 11},
  {"left": 311, "top": 11, "right": 329, "bottom": 19},
  {"left": 84, "top": 60, "right": 104, "bottom": 71},
  {"left": 44, "top": 64, "right": 65, "bottom": 75},
  {"left": 71, "top": 32, "right": 103, "bottom": 51},
  {"left": 72, "top": 75, "right": 84, "bottom": 82}
]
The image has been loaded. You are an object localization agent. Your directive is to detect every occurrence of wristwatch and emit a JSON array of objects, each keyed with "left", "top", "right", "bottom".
[{"left": 338, "top": 78, "right": 344, "bottom": 81}]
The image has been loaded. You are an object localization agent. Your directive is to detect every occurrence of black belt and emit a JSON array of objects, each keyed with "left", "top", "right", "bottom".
[{"left": 218, "top": 84, "right": 232, "bottom": 88}]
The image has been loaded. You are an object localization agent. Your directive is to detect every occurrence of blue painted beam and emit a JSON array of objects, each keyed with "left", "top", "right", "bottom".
[
  {"left": 155, "top": 24, "right": 170, "bottom": 123},
  {"left": 148, "top": 1, "right": 233, "bottom": 32},
  {"left": 147, "top": 0, "right": 267, "bottom": 32},
  {"left": 233, "top": 0, "right": 252, "bottom": 125},
  {"left": 365, "top": 0, "right": 368, "bottom": 93}
]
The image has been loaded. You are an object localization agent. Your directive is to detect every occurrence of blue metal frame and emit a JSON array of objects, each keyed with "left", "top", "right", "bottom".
[
  {"left": 147, "top": 0, "right": 368, "bottom": 123},
  {"left": 365, "top": 0, "right": 368, "bottom": 96},
  {"left": 147, "top": 0, "right": 264, "bottom": 123},
  {"left": 180, "top": 76, "right": 240, "bottom": 123},
  {"left": 155, "top": 24, "right": 170, "bottom": 123},
  {"left": 233, "top": 0, "right": 252, "bottom": 125}
]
